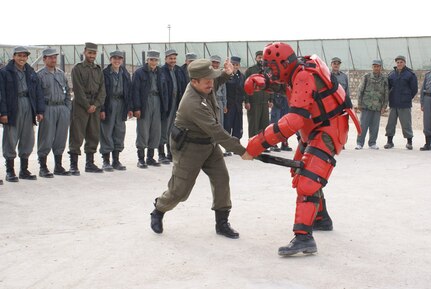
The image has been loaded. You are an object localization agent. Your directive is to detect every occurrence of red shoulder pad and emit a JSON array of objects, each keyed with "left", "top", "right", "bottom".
[{"left": 289, "top": 70, "right": 315, "bottom": 110}]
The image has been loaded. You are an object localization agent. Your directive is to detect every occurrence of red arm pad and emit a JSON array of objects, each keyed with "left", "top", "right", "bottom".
[
  {"left": 277, "top": 113, "right": 304, "bottom": 139},
  {"left": 246, "top": 131, "right": 267, "bottom": 156}
]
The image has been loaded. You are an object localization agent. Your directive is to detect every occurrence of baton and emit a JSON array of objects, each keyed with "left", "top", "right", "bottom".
[{"left": 255, "top": 154, "right": 304, "bottom": 169}]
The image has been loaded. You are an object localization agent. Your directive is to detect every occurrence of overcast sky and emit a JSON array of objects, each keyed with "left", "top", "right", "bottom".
[{"left": 2, "top": 0, "right": 429, "bottom": 46}]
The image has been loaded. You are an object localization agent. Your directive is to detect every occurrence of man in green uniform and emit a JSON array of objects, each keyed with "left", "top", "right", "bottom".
[
  {"left": 150, "top": 59, "right": 253, "bottom": 239},
  {"left": 245, "top": 51, "right": 271, "bottom": 139},
  {"left": 69, "top": 42, "right": 106, "bottom": 175}
]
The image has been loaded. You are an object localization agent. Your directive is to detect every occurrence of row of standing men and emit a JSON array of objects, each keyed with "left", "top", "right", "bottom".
[{"left": 0, "top": 43, "right": 280, "bottom": 185}]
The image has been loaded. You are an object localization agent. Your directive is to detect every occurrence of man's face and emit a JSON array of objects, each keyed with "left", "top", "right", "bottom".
[
  {"left": 211, "top": 61, "right": 220, "bottom": 69},
  {"left": 44, "top": 55, "right": 58, "bottom": 69},
  {"left": 191, "top": 78, "right": 214, "bottom": 95},
  {"left": 165, "top": 55, "right": 177, "bottom": 68},
  {"left": 256, "top": 55, "right": 263, "bottom": 64},
  {"left": 372, "top": 64, "right": 381, "bottom": 74},
  {"left": 232, "top": 63, "right": 240, "bottom": 72},
  {"left": 110, "top": 56, "right": 123, "bottom": 69},
  {"left": 84, "top": 49, "right": 97, "bottom": 63},
  {"left": 331, "top": 61, "right": 341, "bottom": 72},
  {"left": 147, "top": 58, "right": 159, "bottom": 70},
  {"left": 396, "top": 60, "right": 406, "bottom": 71},
  {"left": 13, "top": 52, "right": 28, "bottom": 68}
]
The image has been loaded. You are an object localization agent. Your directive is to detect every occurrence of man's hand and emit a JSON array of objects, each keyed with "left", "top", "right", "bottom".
[
  {"left": 0, "top": 115, "right": 8, "bottom": 124},
  {"left": 87, "top": 105, "right": 96, "bottom": 114},
  {"left": 223, "top": 59, "right": 234, "bottom": 75},
  {"left": 100, "top": 111, "right": 106, "bottom": 120},
  {"left": 244, "top": 74, "right": 266, "bottom": 95},
  {"left": 128, "top": 111, "right": 133, "bottom": 119},
  {"left": 244, "top": 103, "right": 251, "bottom": 110},
  {"left": 241, "top": 151, "right": 253, "bottom": 160},
  {"left": 134, "top": 110, "right": 141, "bottom": 119},
  {"left": 36, "top": 114, "right": 43, "bottom": 122}
]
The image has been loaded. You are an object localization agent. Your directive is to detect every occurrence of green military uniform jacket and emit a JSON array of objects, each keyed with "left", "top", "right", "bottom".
[
  {"left": 175, "top": 72, "right": 246, "bottom": 155},
  {"left": 71, "top": 60, "right": 106, "bottom": 109}
]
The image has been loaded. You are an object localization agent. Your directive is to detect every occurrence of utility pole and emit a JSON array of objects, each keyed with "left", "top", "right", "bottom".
[{"left": 167, "top": 24, "right": 171, "bottom": 45}]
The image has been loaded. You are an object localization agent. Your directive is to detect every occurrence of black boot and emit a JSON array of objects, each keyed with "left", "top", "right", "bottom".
[
  {"left": 137, "top": 149, "right": 148, "bottom": 168},
  {"left": 38, "top": 156, "right": 54, "bottom": 178},
  {"left": 69, "top": 153, "right": 80, "bottom": 176},
  {"left": 278, "top": 234, "right": 317, "bottom": 256},
  {"left": 112, "top": 150, "right": 126, "bottom": 170},
  {"left": 313, "top": 198, "right": 333, "bottom": 231},
  {"left": 101, "top": 153, "right": 114, "bottom": 172},
  {"left": 19, "top": 158, "right": 37, "bottom": 180},
  {"left": 151, "top": 206, "right": 165, "bottom": 234},
  {"left": 281, "top": 141, "right": 293, "bottom": 151},
  {"left": 158, "top": 145, "right": 170, "bottom": 165},
  {"left": 384, "top": 136, "right": 394, "bottom": 149},
  {"left": 54, "top": 155, "right": 71, "bottom": 176},
  {"left": 406, "top": 138, "right": 413, "bottom": 150},
  {"left": 5, "top": 158, "right": 19, "bottom": 182},
  {"left": 215, "top": 210, "right": 239, "bottom": 239},
  {"left": 85, "top": 153, "right": 103, "bottom": 173},
  {"left": 146, "top": 148, "right": 161, "bottom": 167},
  {"left": 420, "top": 136, "right": 431, "bottom": 151}
]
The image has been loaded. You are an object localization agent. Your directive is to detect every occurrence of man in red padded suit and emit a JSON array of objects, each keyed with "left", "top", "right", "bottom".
[{"left": 244, "top": 42, "right": 360, "bottom": 256}]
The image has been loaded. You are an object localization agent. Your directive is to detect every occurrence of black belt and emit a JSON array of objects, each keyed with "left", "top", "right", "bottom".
[
  {"left": 424, "top": 92, "right": 431, "bottom": 97},
  {"left": 45, "top": 100, "right": 65, "bottom": 105},
  {"left": 111, "top": 95, "right": 123, "bottom": 100},
  {"left": 185, "top": 136, "right": 212, "bottom": 145},
  {"left": 18, "top": 92, "right": 28, "bottom": 97}
]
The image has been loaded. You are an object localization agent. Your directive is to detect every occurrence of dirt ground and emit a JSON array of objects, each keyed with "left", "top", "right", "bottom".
[{"left": 0, "top": 103, "right": 430, "bottom": 289}]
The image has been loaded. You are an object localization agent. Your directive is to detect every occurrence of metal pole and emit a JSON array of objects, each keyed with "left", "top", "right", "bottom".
[{"left": 167, "top": 24, "right": 171, "bottom": 45}]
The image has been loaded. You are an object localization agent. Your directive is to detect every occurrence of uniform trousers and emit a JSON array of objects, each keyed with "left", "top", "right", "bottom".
[
  {"left": 100, "top": 98, "right": 126, "bottom": 154},
  {"left": 156, "top": 139, "right": 231, "bottom": 213},
  {"left": 136, "top": 95, "right": 161, "bottom": 150},
  {"left": 69, "top": 102, "right": 101, "bottom": 155},
  {"left": 37, "top": 104, "right": 70, "bottom": 157},
  {"left": 2, "top": 97, "right": 35, "bottom": 159},
  {"left": 356, "top": 109, "right": 381, "bottom": 147},
  {"left": 385, "top": 107, "right": 413, "bottom": 139}
]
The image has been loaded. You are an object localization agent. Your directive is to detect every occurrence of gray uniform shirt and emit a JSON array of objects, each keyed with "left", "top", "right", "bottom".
[{"left": 37, "top": 67, "right": 72, "bottom": 109}]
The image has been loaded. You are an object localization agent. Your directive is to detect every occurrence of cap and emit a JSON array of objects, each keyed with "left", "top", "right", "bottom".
[
  {"left": 165, "top": 49, "right": 178, "bottom": 57},
  {"left": 210, "top": 55, "right": 221, "bottom": 63},
  {"left": 42, "top": 48, "right": 58, "bottom": 57},
  {"left": 188, "top": 59, "right": 222, "bottom": 79},
  {"left": 331, "top": 57, "right": 342, "bottom": 63},
  {"left": 255, "top": 50, "right": 263, "bottom": 57},
  {"left": 185, "top": 53, "right": 197, "bottom": 61},
  {"left": 13, "top": 46, "right": 30, "bottom": 56},
  {"left": 85, "top": 42, "right": 98, "bottom": 52},
  {"left": 110, "top": 50, "right": 124, "bottom": 58},
  {"left": 372, "top": 59, "right": 382, "bottom": 66},
  {"left": 147, "top": 50, "right": 160, "bottom": 60},
  {"left": 230, "top": 56, "right": 241, "bottom": 64},
  {"left": 395, "top": 55, "right": 406, "bottom": 62}
]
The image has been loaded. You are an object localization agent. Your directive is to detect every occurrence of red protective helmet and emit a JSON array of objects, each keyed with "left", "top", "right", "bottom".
[{"left": 262, "top": 42, "right": 298, "bottom": 84}]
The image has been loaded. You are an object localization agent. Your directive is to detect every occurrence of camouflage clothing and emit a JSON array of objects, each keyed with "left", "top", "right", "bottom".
[{"left": 357, "top": 72, "right": 389, "bottom": 111}]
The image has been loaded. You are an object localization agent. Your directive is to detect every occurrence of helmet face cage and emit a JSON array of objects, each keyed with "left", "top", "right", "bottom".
[{"left": 262, "top": 42, "right": 295, "bottom": 83}]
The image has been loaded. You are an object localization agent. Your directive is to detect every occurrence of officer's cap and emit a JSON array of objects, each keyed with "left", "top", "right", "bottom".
[
  {"left": 395, "top": 55, "right": 406, "bottom": 62},
  {"left": 147, "top": 50, "right": 160, "bottom": 60},
  {"left": 210, "top": 55, "right": 222, "bottom": 63},
  {"left": 230, "top": 56, "right": 241, "bottom": 64},
  {"left": 185, "top": 53, "right": 197, "bottom": 61},
  {"left": 13, "top": 46, "right": 30, "bottom": 56},
  {"left": 85, "top": 42, "right": 98, "bottom": 52},
  {"left": 43, "top": 48, "right": 59, "bottom": 57},
  {"left": 331, "top": 57, "right": 342, "bottom": 63},
  {"left": 110, "top": 50, "right": 124, "bottom": 58},
  {"left": 255, "top": 50, "right": 263, "bottom": 57},
  {"left": 372, "top": 59, "right": 382, "bottom": 66},
  {"left": 165, "top": 49, "right": 178, "bottom": 57},
  {"left": 188, "top": 59, "right": 221, "bottom": 79}
]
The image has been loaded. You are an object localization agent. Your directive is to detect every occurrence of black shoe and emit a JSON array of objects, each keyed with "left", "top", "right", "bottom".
[
  {"left": 270, "top": 145, "right": 281, "bottom": 152},
  {"left": 158, "top": 156, "right": 171, "bottom": 165},
  {"left": 150, "top": 209, "right": 165, "bottom": 234},
  {"left": 281, "top": 145, "right": 293, "bottom": 151},
  {"left": 39, "top": 167, "right": 54, "bottom": 178},
  {"left": 420, "top": 144, "right": 431, "bottom": 151},
  {"left": 263, "top": 149, "right": 271, "bottom": 153},
  {"left": 278, "top": 234, "right": 317, "bottom": 256},
  {"left": 137, "top": 159, "right": 148, "bottom": 169},
  {"left": 313, "top": 216, "right": 333, "bottom": 231},
  {"left": 223, "top": 152, "right": 233, "bottom": 157},
  {"left": 6, "top": 172, "right": 19, "bottom": 182},
  {"left": 19, "top": 170, "right": 37, "bottom": 180},
  {"left": 406, "top": 143, "right": 413, "bottom": 150},
  {"left": 146, "top": 158, "right": 161, "bottom": 167},
  {"left": 216, "top": 221, "right": 240, "bottom": 239},
  {"left": 85, "top": 163, "right": 103, "bottom": 173},
  {"left": 112, "top": 161, "right": 126, "bottom": 170},
  {"left": 384, "top": 142, "right": 394, "bottom": 149},
  {"left": 54, "top": 166, "right": 71, "bottom": 176},
  {"left": 69, "top": 166, "right": 80, "bottom": 176},
  {"left": 102, "top": 162, "right": 114, "bottom": 172},
  {"left": 166, "top": 154, "right": 173, "bottom": 162}
]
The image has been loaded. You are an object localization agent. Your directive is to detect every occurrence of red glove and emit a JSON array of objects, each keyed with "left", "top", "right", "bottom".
[
  {"left": 244, "top": 74, "right": 266, "bottom": 95},
  {"left": 246, "top": 131, "right": 266, "bottom": 157}
]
